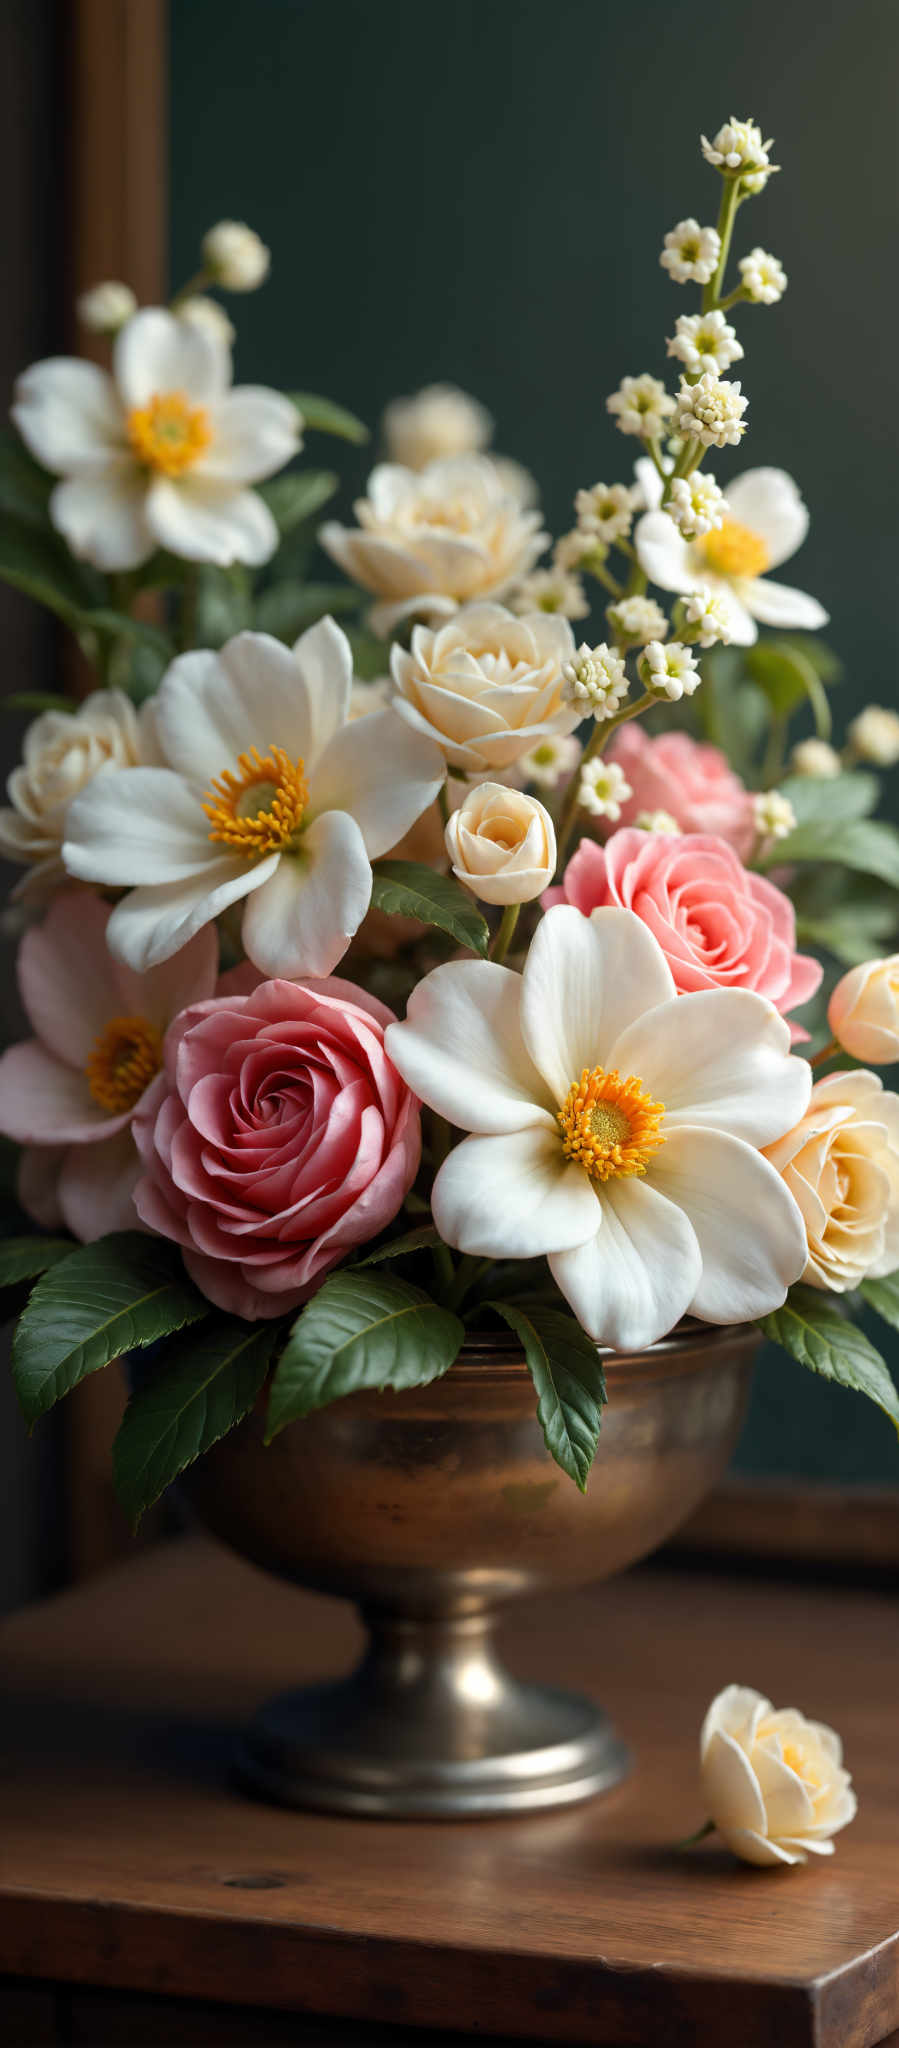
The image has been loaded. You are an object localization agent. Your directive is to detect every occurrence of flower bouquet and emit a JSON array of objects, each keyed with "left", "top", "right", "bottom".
[{"left": 1, "top": 127, "right": 898, "bottom": 1697}]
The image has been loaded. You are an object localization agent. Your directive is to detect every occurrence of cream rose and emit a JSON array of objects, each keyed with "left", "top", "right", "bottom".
[
  {"left": 828, "top": 956, "right": 899, "bottom": 1065},
  {"left": 0, "top": 689, "right": 156, "bottom": 896},
  {"left": 445, "top": 783, "right": 556, "bottom": 905},
  {"left": 382, "top": 384, "right": 492, "bottom": 470},
  {"left": 390, "top": 602, "right": 577, "bottom": 773},
  {"left": 320, "top": 456, "right": 546, "bottom": 637},
  {"left": 700, "top": 1684, "right": 856, "bottom": 1867},
  {"left": 765, "top": 1070, "right": 899, "bottom": 1289}
]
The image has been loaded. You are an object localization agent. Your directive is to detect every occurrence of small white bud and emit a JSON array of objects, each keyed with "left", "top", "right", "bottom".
[
  {"left": 668, "top": 473, "right": 728, "bottom": 539},
  {"left": 667, "top": 311, "right": 743, "bottom": 377},
  {"left": 636, "top": 810, "right": 681, "bottom": 835},
  {"left": 739, "top": 248, "right": 787, "bottom": 305},
  {"left": 177, "top": 295, "right": 236, "bottom": 346},
  {"left": 606, "top": 595, "right": 669, "bottom": 646},
  {"left": 640, "top": 640, "right": 702, "bottom": 701},
  {"left": 606, "top": 374, "right": 676, "bottom": 440},
  {"left": 790, "top": 738, "right": 842, "bottom": 779},
  {"left": 848, "top": 705, "right": 899, "bottom": 766},
  {"left": 681, "top": 586, "right": 732, "bottom": 647},
  {"left": 76, "top": 281, "right": 137, "bottom": 334},
  {"left": 202, "top": 220, "right": 270, "bottom": 291},
  {"left": 676, "top": 372, "right": 748, "bottom": 450},
  {"left": 700, "top": 119, "right": 779, "bottom": 181},
  {"left": 753, "top": 790, "right": 797, "bottom": 841},
  {"left": 573, "top": 480, "right": 638, "bottom": 544},
  {"left": 660, "top": 220, "right": 721, "bottom": 286},
  {"left": 562, "top": 643, "right": 630, "bottom": 720}
]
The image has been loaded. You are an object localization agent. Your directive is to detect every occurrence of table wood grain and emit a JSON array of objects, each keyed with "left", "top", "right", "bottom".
[{"left": 0, "top": 1536, "right": 897, "bottom": 2047}]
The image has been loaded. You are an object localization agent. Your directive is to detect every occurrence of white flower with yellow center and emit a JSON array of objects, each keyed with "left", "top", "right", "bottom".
[
  {"left": 517, "top": 733, "right": 581, "bottom": 790},
  {"left": 667, "top": 311, "right": 744, "bottom": 377},
  {"left": 739, "top": 248, "right": 788, "bottom": 305},
  {"left": 578, "top": 759, "right": 632, "bottom": 820},
  {"left": 636, "top": 809, "right": 680, "bottom": 834},
  {"left": 606, "top": 594, "right": 669, "bottom": 646},
  {"left": 659, "top": 220, "right": 721, "bottom": 286},
  {"left": 606, "top": 375, "right": 676, "bottom": 440},
  {"left": 635, "top": 465, "right": 829, "bottom": 646},
  {"left": 320, "top": 455, "right": 546, "bottom": 638},
  {"left": 676, "top": 372, "right": 748, "bottom": 450},
  {"left": 62, "top": 618, "right": 444, "bottom": 976},
  {"left": 385, "top": 907, "right": 810, "bottom": 1348},
  {"left": 12, "top": 308, "right": 300, "bottom": 571},
  {"left": 700, "top": 120, "right": 778, "bottom": 181},
  {"left": 574, "top": 481, "right": 638, "bottom": 544},
  {"left": 509, "top": 566, "right": 590, "bottom": 620},
  {"left": 389, "top": 602, "right": 577, "bottom": 773},
  {"left": 381, "top": 384, "right": 493, "bottom": 470}
]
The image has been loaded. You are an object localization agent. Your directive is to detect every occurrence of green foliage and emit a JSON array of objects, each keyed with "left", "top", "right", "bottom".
[
  {"left": 0, "top": 512, "right": 103, "bottom": 622},
  {"left": 859, "top": 1270, "right": 899, "bottom": 1335},
  {"left": 0, "top": 430, "right": 54, "bottom": 527},
  {"left": 354, "top": 1225, "right": 442, "bottom": 1266},
  {"left": 370, "top": 861, "right": 490, "bottom": 957},
  {"left": 775, "top": 772, "right": 879, "bottom": 826},
  {"left": 112, "top": 1317, "right": 280, "bottom": 1525},
  {"left": 774, "top": 634, "right": 844, "bottom": 685},
  {"left": 745, "top": 641, "right": 831, "bottom": 734},
  {"left": 4, "top": 692, "right": 74, "bottom": 717},
  {"left": 288, "top": 392, "right": 369, "bottom": 443},
  {"left": 259, "top": 469, "right": 339, "bottom": 535},
  {"left": 487, "top": 1300, "right": 607, "bottom": 1491},
  {"left": 266, "top": 1271, "right": 464, "bottom": 1438},
  {"left": 760, "top": 815, "right": 899, "bottom": 890},
  {"left": 195, "top": 566, "right": 253, "bottom": 648},
  {"left": 254, "top": 580, "right": 358, "bottom": 643},
  {"left": 760, "top": 1285, "right": 899, "bottom": 1436},
  {"left": 0, "top": 1236, "right": 74, "bottom": 1296},
  {"left": 12, "top": 1233, "right": 208, "bottom": 1425}
]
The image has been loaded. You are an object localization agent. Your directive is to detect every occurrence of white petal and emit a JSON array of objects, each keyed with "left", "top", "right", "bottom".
[
  {"left": 549, "top": 1175, "right": 701, "bottom": 1349},
  {"left": 701, "top": 1727, "right": 767, "bottom": 1833},
  {"left": 155, "top": 631, "right": 313, "bottom": 783},
  {"left": 240, "top": 811, "right": 372, "bottom": 976},
  {"left": 58, "top": 1127, "right": 142, "bottom": 1241},
  {"left": 432, "top": 1128, "right": 601, "bottom": 1258},
  {"left": 310, "top": 707, "right": 443, "bottom": 855},
  {"left": 64, "top": 767, "right": 216, "bottom": 885},
  {"left": 650, "top": 1127, "right": 809, "bottom": 1322},
  {"left": 719, "top": 1827, "right": 805, "bottom": 1867},
  {"left": 699, "top": 574, "right": 758, "bottom": 646},
  {"left": 723, "top": 468, "right": 809, "bottom": 570},
  {"left": 634, "top": 510, "right": 694, "bottom": 594},
  {"left": 608, "top": 989, "right": 812, "bottom": 1147},
  {"left": 113, "top": 922, "right": 219, "bottom": 1034},
  {"left": 290, "top": 616, "right": 354, "bottom": 765},
  {"left": 106, "top": 855, "right": 277, "bottom": 971},
  {"left": 199, "top": 386, "right": 301, "bottom": 482},
  {"left": 739, "top": 576, "right": 829, "bottom": 630},
  {"left": 774, "top": 1835, "right": 834, "bottom": 1859},
  {"left": 18, "top": 890, "right": 122, "bottom": 1063},
  {"left": 700, "top": 1685, "right": 771, "bottom": 1759},
  {"left": 633, "top": 456, "right": 664, "bottom": 511},
  {"left": 50, "top": 465, "right": 154, "bottom": 572},
  {"left": 114, "top": 307, "right": 228, "bottom": 408},
  {"left": 12, "top": 358, "right": 125, "bottom": 473},
  {"left": 521, "top": 906, "right": 676, "bottom": 1106},
  {"left": 145, "top": 477, "right": 278, "bottom": 566},
  {"left": 752, "top": 1744, "right": 816, "bottom": 1836},
  {"left": 385, "top": 960, "right": 556, "bottom": 1134}
]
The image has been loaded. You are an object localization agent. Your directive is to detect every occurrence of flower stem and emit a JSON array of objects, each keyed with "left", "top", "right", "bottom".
[
  {"left": 437, "top": 781, "right": 450, "bottom": 829},
  {"left": 811, "top": 1037, "right": 841, "bottom": 1069},
  {"left": 674, "top": 1818, "right": 716, "bottom": 1852},
  {"left": 703, "top": 177, "right": 742, "bottom": 312},
  {"left": 179, "top": 567, "right": 200, "bottom": 653},
  {"left": 553, "top": 691, "right": 656, "bottom": 872},
  {"left": 490, "top": 902, "right": 521, "bottom": 963},
  {"left": 169, "top": 267, "right": 211, "bottom": 309}
]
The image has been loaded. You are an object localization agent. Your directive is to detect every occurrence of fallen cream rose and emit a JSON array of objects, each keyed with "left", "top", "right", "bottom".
[
  {"left": 445, "top": 783, "right": 556, "bottom": 905},
  {"left": 699, "top": 1684, "right": 856, "bottom": 1866}
]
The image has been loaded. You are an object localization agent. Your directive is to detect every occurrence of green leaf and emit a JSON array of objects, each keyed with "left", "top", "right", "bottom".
[
  {"left": 760, "top": 1285, "right": 899, "bottom": 1436},
  {"left": 354, "top": 1225, "right": 441, "bottom": 1266},
  {"left": 259, "top": 470, "right": 338, "bottom": 534},
  {"left": 4, "top": 692, "right": 75, "bottom": 716},
  {"left": 860, "top": 1271, "right": 899, "bottom": 1335},
  {"left": 76, "top": 607, "right": 174, "bottom": 660},
  {"left": 254, "top": 580, "right": 359, "bottom": 642},
  {"left": 347, "top": 625, "right": 391, "bottom": 680},
  {"left": 774, "top": 772, "right": 879, "bottom": 828},
  {"left": 774, "top": 633, "right": 844, "bottom": 685},
  {"left": 12, "top": 1233, "right": 209, "bottom": 1425},
  {"left": 796, "top": 904, "right": 899, "bottom": 967},
  {"left": 370, "top": 861, "right": 489, "bottom": 957},
  {"left": 745, "top": 640, "right": 831, "bottom": 735},
  {"left": 0, "top": 429, "right": 54, "bottom": 526},
  {"left": 113, "top": 1316, "right": 279, "bottom": 1524},
  {"left": 487, "top": 1301, "right": 607, "bottom": 1491},
  {"left": 266, "top": 1271, "right": 464, "bottom": 1438},
  {"left": 0, "top": 1236, "right": 74, "bottom": 1293},
  {"left": 0, "top": 512, "right": 102, "bottom": 622},
  {"left": 288, "top": 392, "right": 369, "bottom": 444},
  {"left": 760, "top": 816, "right": 899, "bottom": 890},
  {"left": 195, "top": 565, "right": 254, "bottom": 647}
]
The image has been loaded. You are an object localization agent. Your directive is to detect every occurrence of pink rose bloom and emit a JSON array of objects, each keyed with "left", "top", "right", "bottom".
[
  {"left": 133, "top": 976, "right": 421, "bottom": 1319},
  {"left": 0, "top": 892, "right": 218, "bottom": 1240},
  {"left": 605, "top": 726, "right": 755, "bottom": 856},
  {"left": 548, "top": 830, "right": 821, "bottom": 1037}
]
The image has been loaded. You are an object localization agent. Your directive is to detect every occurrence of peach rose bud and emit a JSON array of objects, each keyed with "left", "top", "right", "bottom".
[
  {"left": 828, "top": 956, "right": 899, "bottom": 1065},
  {"left": 444, "top": 783, "right": 556, "bottom": 905}
]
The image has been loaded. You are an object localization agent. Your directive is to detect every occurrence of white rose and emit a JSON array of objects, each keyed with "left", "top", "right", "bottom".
[
  {"left": 201, "top": 220, "right": 270, "bottom": 290},
  {"left": 764, "top": 1070, "right": 899, "bottom": 1289},
  {"left": 444, "top": 783, "right": 555, "bottom": 905},
  {"left": 382, "top": 384, "right": 492, "bottom": 470},
  {"left": 0, "top": 690, "right": 156, "bottom": 897},
  {"left": 390, "top": 601, "right": 577, "bottom": 772},
  {"left": 700, "top": 1684, "right": 856, "bottom": 1867},
  {"left": 320, "top": 455, "right": 546, "bottom": 638},
  {"left": 828, "top": 956, "right": 899, "bottom": 1065}
]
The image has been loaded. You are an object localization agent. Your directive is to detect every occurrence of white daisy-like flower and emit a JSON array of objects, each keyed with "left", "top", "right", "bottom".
[
  {"left": 660, "top": 220, "right": 721, "bottom": 286},
  {"left": 635, "top": 810, "right": 681, "bottom": 834},
  {"left": 682, "top": 586, "right": 732, "bottom": 647},
  {"left": 667, "top": 311, "right": 744, "bottom": 377},
  {"left": 668, "top": 472, "right": 728, "bottom": 540},
  {"left": 77, "top": 281, "right": 137, "bottom": 335},
  {"left": 606, "top": 594, "right": 669, "bottom": 646},
  {"left": 607, "top": 375, "right": 676, "bottom": 440},
  {"left": 578, "top": 758, "right": 632, "bottom": 820},
  {"left": 753, "top": 791, "right": 797, "bottom": 842},
  {"left": 178, "top": 296, "right": 236, "bottom": 347},
  {"left": 385, "top": 906, "right": 811, "bottom": 1349},
  {"left": 635, "top": 465, "right": 829, "bottom": 647},
  {"left": 554, "top": 528, "right": 605, "bottom": 572},
  {"left": 562, "top": 643, "right": 629, "bottom": 720},
  {"left": 790, "top": 738, "right": 842, "bottom": 779},
  {"left": 201, "top": 221, "right": 270, "bottom": 290},
  {"left": 574, "top": 481, "right": 638, "bottom": 544},
  {"left": 701, "top": 119, "right": 778, "bottom": 181},
  {"left": 676, "top": 372, "right": 748, "bottom": 450},
  {"left": 518, "top": 733, "right": 582, "bottom": 790},
  {"left": 640, "top": 640, "right": 701, "bottom": 701},
  {"left": 739, "top": 248, "right": 788, "bottom": 305},
  {"left": 848, "top": 705, "right": 899, "bottom": 766},
  {"left": 12, "top": 308, "right": 300, "bottom": 572},
  {"left": 509, "top": 566, "right": 590, "bottom": 620},
  {"left": 62, "top": 618, "right": 444, "bottom": 977}
]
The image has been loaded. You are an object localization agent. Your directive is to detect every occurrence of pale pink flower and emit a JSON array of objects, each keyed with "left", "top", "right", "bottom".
[
  {"left": 133, "top": 977, "right": 421, "bottom": 1319},
  {"left": 605, "top": 726, "right": 756, "bottom": 856}
]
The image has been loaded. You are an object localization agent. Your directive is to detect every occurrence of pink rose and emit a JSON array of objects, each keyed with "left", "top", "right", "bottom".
[
  {"left": 133, "top": 976, "right": 421, "bottom": 1319},
  {"left": 0, "top": 891, "right": 219, "bottom": 1240},
  {"left": 549, "top": 830, "right": 821, "bottom": 1035},
  {"left": 605, "top": 726, "right": 755, "bottom": 855}
]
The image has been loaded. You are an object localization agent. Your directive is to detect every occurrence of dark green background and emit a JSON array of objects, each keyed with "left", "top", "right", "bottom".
[{"left": 173, "top": 0, "right": 896, "bottom": 1484}]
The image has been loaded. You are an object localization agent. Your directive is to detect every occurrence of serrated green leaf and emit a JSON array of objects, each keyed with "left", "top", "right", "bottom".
[
  {"left": 254, "top": 580, "right": 359, "bottom": 642},
  {"left": 760, "top": 1285, "right": 899, "bottom": 1435},
  {"left": 0, "top": 1236, "right": 74, "bottom": 1292},
  {"left": 354, "top": 1225, "right": 441, "bottom": 1266},
  {"left": 746, "top": 641, "right": 831, "bottom": 735},
  {"left": 288, "top": 392, "right": 369, "bottom": 444},
  {"left": 112, "top": 1316, "right": 279, "bottom": 1524},
  {"left": 259, "top": 470, "right": 338, "bottom": 534},
  {"left": 760, "top": 816, "right": 899, "bottom": 890},
  {"left": 860, "top": 1270, "right": 899, "bottom": 1334},
  {"left": 12, "top": 1233, "right": 209, "bottom": 1424},
  {"left": 370, "top": 861, "right": 489, "bottom": 956},
  {"left": 487, "top": 1301, "right": 606, "bottom": 1491},
  {"left": 266, "top": 1271, "right": 464, "bottom": 1437}
]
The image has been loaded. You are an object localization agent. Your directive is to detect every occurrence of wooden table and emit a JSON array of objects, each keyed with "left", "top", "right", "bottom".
[{"left": 0, "top": 1538, "right": 897, "bottom": 2048}]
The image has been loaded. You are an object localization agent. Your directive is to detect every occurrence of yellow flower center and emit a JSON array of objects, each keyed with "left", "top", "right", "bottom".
[
  {"left": 85, "top": 1014, "right": 163, "bottom": 1113},
  {"left": 557, "top": 1066, "right": 666, "bottom": 1183},
  {"left": 127, "top": 390, "right": 212, "bottom": 475},
  {"left": 701, "top": 517, "right": 770, "bottom": 579},
  {"left": 203, "top": 745, "right": 309, "bottom": 858}
]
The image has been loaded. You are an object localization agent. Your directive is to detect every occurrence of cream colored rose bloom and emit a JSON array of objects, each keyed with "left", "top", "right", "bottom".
[
  {"left": 445, "top": 782, "right": 556, "bottom": 905},
  {"left": 829, "top": 956, "right": 899, "bottom": 1065},
  {"left": 382, "top": 384, "right": 492, "bottom": 469},
  {"left": 390, "top": 603, "right": 577, "bottom": 773},
  {"left": 320, "top": 456, "right": 546, "bottom": 637},
  {"left": 764, "top": 1070, "right": 899, "bottom": 1289},
  {"left": 701, "top": 1685, "right": 856, "bottom": 1867},
  {"left": 0, "top": 689, "right": 155, "bottom": 897}
]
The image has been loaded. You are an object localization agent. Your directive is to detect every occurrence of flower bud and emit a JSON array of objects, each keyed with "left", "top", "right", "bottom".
[
  {"left": 828, "top": 956, "right": 899, "bottom": 1064},
  {"left": 201, "top": 220, "right": 270, "bottom": 290},
  {"left": 76, "top": 281, "right": 137, "bottom": 334},
  {"left": 790, "top": 738, "right": 841, "bottom": 779},
  {"left": 177, "top": 295, "right": 236, "bottom": 346},
  {"left": 444, "top": 783, "right": 556, "bottom": 904},
  {"left": 753, "top": 790, "right": 796, "bottom": 842},
  {"left": 848, "top": 704, "right": 899, "bottom": 766}
]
